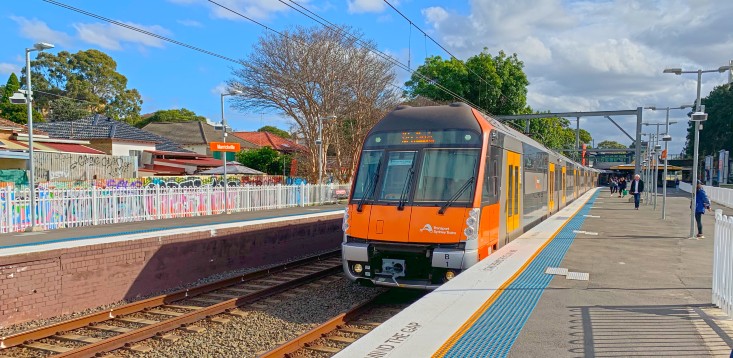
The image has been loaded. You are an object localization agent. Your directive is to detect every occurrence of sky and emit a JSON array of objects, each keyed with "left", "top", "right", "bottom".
[{"left": 1, "top": 0, "right": 732, "bottom": 155}]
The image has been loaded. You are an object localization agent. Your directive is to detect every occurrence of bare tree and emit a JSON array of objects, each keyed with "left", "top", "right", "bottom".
[{"left": 228, "top": 25, "right": 398, "bottom": 182}]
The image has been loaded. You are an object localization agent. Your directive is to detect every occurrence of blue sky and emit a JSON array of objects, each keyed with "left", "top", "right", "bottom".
[{"left": 2, "top": 0, "right": 732, "bottom": 154}]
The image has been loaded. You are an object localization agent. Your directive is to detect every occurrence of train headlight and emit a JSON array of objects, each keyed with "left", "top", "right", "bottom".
[
  {"left": 464, "top": 208, "right": 480, "bottom": 241},
  {"left": 342, "top": 210, "right": 350, "bottom": 232},
  {"left": 445, "top": 270, "right": 456, "bottom": 280},
  {"left": 353, "top": 263, "right": 363, "bottom": 274}
]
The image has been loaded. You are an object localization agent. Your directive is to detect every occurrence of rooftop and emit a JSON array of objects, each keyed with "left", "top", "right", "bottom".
[
  {"left": 35, "top": 115, "right": 189, "bottom": 152},
  {"left": 142, "top": 121, "right": 258, "bottom": 149},
  {"left": 231, "top": 131, "right": 305, "bottom": 152}
]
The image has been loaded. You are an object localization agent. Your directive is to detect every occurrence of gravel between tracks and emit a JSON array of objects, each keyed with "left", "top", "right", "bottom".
[
  {"left": 0, "top": 249, "right": 338, "bottom": 337},
  {"left": 112, "top": 276, "right": 385, "bottom": 358}
]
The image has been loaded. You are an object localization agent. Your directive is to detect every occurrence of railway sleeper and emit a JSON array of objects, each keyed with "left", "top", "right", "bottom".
[
  {"left": 52, "top": 333, "right": 103, "bottom": 344},
  {"left": 304, "top": 344, "right": 341, "bottom": 354},
  {"left": 22, "top": 342, "right": 73, "bottom": 353}
]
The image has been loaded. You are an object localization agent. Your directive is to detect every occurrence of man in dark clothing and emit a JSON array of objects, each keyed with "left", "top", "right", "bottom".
[
  {"left": 630, "top": 174, "right": 644, "bottom": 209},
  {"left": 694, "top": 181, "right": 711, "bottom": 238}
]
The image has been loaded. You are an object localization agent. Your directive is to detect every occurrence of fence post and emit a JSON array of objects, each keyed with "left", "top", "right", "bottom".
[
  {"left": 155, "top": 185, "right": 162, "bottom": 220},
  {"left": 92, "top": 186, "right": 99, "bottom": 225},
  {"left": 276, "top": 184, "right": 282, "bottom": 209},
  {"left": 206, "top": 185, "right": 212, "bottom": 215},
  {"left": 299, "top": 183, "right": 306, "bottom": 207},
  {"left": 4, "top": 186, "right": 11, "bottom": 233}
]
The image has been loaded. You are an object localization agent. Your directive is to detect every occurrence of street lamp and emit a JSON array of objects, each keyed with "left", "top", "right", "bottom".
[
  {"left": 220, "top": 89, "right": 242, "bottom": 214},
  {"left": 317, "top": 115, "right": 336, "bottom": 185},
  {"left": 645, "top": 105, "right": 692, "bottom": 219},
  {"left": 24, "top": 42, "right": 54, "bottom": 232},
  {"left": 664, "top": 64, "right": 733, "bottom": 238},
  {"left": 643, "top": 121, "right": 678, "bottom": 211}
]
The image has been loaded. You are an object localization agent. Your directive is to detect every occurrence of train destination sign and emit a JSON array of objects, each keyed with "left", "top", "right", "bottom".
[
  {"left": 366, "top": 130, "right": 481, "bottom": 147},
  {"left": 209, "top": 142, "right": 241, "bottom": 152}
]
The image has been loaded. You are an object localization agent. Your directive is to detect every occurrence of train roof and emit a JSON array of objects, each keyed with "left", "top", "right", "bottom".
[
  {"left": 374, "top": 103, "right": 598, "bottom": 172},
  {"left": 369, "top": 103, "right": 481, "bottom": 134}
]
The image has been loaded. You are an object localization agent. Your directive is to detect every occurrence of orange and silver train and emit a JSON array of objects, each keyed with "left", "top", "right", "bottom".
[{"left": 342, "top": 103, "right": 599, "bottom": 289}]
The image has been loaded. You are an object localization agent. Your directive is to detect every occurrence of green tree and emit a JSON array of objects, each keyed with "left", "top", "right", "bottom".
[
  {"left": 683, "top": 84, "right": 733, "bottom": 158},
  {"left": 236, "top": 147, "right": 291, "bottom": 175},
  {"left": 25, "top": 49, "right": 142, "bottom": 124},
  {"left": 2, "top": 73, "right": 20, "bottom": 101},
  {"left": 597, "top": 140, "right": 627, "bottom": 149},
  {"left": 47, "top": 97, "right": 91, "bottom": 121},
  {"left": 136, "top": 108, "right": 206, "bottom": 128},
  {"left": 404, "top": 50, "right": 529, "bottom": 115},
  {"left": 0, "top": 73, "right": 44, "bottom": 124},
  {"left": 257, "top": 125, "right": 291, "bottom": 139}
]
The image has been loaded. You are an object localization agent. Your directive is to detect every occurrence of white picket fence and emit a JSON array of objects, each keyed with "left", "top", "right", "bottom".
[
  {"left": 0, "top": 184, "right": 350, "bottom": 233},
  {"left": 679, "top": 182, "right": 733, "bottom": 208},
  {"left": 713, "top": 210, "right": 733, "bottom": 318}
]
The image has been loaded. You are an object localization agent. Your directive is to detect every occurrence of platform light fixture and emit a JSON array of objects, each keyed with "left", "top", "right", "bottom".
[
  {"left": 22, "top": 42, "right": 55, "bottom": 232},
  {"left": 663, "top": 65, "right": 731, "bottom": 237},
  {"left": 220, "top": 89, "right": 243, "bottom": 214}
]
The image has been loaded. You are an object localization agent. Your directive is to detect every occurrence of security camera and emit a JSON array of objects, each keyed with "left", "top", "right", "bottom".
[
  {"left": 662, "top": 135, "right": 672, "bottom": 142},
  {"left": 9, "top": 92, "right": 27, "bottom": 105},
  {"left": 690, "top": 112, "right": 708, "bottom": 121}
]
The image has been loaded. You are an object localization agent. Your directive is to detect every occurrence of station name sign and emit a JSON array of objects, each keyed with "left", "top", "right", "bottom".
[{"left": 209, "top": 142, "right": 241, "bottom": 152}]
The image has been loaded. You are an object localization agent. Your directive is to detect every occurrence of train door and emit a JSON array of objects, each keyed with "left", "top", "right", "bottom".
[
  {"left": 506, "top": 151, "right": 520, "bottom": 233},
  {"left": 548, "top": 163, "right": 555, "bottom": 214},
  {"left": 366, "top": 151, "right": 416, "bottom": 241},
  {"left": 561, "top": 166, "right": 566, "bottom": 206}
]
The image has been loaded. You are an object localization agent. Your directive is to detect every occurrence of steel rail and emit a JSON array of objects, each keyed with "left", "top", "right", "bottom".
[
  {"left": 55, "top": 263, "right": 342, "bottom": 357},
  {"left": 0, "top": 250, "right": 339, "bottom": 350},
  {"left": 259, "top": 292, "right": 388, "bottom": 358}
]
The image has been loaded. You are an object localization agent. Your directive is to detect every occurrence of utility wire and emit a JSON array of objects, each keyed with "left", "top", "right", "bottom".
[
  {"left": 41, "top": 0, "right": 241, "bottom": 64},
  {"left": 273, "top": 0, "right": 482, "bottom": 110},
  {"left": 34, "top": 90, "right": 98, "bottom": 105},
  {"left": 382, "top": 0, "right": 512, "bottom": 108}
]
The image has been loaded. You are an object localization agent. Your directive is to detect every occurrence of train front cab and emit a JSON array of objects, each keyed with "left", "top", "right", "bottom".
[{"left": 342, "top": 104, "right": 497, "bottom": 289}]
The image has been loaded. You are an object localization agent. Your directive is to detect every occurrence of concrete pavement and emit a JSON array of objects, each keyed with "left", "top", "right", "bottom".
[{"left": 509, "top": 188, "right": 733, "bottom": 357}]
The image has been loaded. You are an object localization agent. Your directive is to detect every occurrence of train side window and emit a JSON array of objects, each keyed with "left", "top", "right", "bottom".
[{"left": 481, "top": 148, "right": 501, "bottom": 206}]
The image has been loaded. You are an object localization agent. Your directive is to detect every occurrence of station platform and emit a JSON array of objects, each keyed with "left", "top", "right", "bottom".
[
  {"left": 338, "top": 189, "right": 733, "bottom": 358},
  {"left": 0, "top": 204, "right": 344, "bottom": 256}
]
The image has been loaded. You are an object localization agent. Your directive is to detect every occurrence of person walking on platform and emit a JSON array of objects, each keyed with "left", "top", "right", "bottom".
[
  {"left": 630, "top": 174, "right": 644, "bottom": 209},
  {"left": 618, "top": 177, "right": 627, "bottom": 198},
  {"left": 694, "top": 181, "right": 711, "bottom": 238},
  {"left": 610, "top": 177, "right": 618, "bottom": 196}
]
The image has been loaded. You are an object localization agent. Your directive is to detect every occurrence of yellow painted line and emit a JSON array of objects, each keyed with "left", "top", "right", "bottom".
[{"left": 432, "top": 189, "right": 596, "bottom": 357}]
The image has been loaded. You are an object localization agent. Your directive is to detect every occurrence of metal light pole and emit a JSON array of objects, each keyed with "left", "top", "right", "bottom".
[
  {"left": 24, "top": 42, "right": 54, "bottom": 232},
  {"left": 220, "top": 90, "right": 242, "bottom": 214},
  {"left": 317, "top": 115, "right": 336, "bottom": 185},
  {"left": 646, "top": 106, "right": 688, "bottom": 219},
  {"left": 664, "top": 65, "right": 732, "bottom": 238}
]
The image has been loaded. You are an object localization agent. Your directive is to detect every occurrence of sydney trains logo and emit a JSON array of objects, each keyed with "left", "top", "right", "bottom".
[{"left": 419, "top": 224, "right": 456, "bottom": 235}]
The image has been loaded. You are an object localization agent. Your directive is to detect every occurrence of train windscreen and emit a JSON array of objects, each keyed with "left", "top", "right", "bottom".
[{"left": 414, "top": 149, "right": 479, "bottom": 202}]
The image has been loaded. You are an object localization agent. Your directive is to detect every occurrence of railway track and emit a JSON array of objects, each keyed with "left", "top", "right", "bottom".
[
  {"left": 260, "top": 289, "right": 424, "bottom": 358},
  {"left": 0, "top": 251, "right": 342, "bottom": 358}
]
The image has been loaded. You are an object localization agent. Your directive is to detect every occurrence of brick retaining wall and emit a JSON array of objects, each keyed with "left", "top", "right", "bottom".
[{"left": 0, "top": 214, "right": 343, "bottom": 327}]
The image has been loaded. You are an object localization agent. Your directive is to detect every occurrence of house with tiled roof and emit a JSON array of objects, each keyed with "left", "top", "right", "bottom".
[
  {"left": 142, "top": 121, "right": 258, "bottom": 161},
  {"left": 0, "top": 117, "right": 139, "bottom": 182},
  {"left": 35, "top": 115, "right": 190, "bottom": 157},
  {"left": 231, "top": 131, "right": 306, "bottom": 154}
]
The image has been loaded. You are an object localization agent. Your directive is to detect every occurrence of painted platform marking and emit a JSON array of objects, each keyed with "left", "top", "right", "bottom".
[
  {"left": 544, "top": 267, "right": 568, "bottom": 276},
  {"left": 437, "top": 191, "right": 599, "bottom": 358},
  {"left": 566, "top": 272, "right": 589, "bottom": 281}
]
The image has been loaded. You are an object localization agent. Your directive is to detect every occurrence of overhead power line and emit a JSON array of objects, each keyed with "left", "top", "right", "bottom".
[
  {"left": 267, "top": 0, "right": 483, "bottom": 110},
  {"left": 41, "top": 0, "right": 241, "bottom": 64},
  {"left": 381, "top": 0, "right": 513, "bottom": 109}
]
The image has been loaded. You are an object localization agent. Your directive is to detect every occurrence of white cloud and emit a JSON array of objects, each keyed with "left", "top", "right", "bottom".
[
  {"left": 0, "top": 63, "right": 21, "bottom": 76},
  {"left": 347, "top": 0, "right": 398, "bottom": 14},
  {"left": 9, "top": 16, "right": 73, "bottom": 47},
  {"left": 73, "top": 22, "right": 171, "bottom": 51},
  {"left": 177, "top": 19, "right": 203, "bottom": 27},
  {"left": 419, "top": 0, "right": 733, "bottom": 154}
]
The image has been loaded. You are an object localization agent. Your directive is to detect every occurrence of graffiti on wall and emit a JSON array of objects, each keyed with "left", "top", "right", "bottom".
[{"left": 37, "top": 175, "right": 286, "bottom": 190}]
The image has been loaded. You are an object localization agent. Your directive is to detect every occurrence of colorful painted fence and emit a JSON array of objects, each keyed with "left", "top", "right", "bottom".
[{"left": 0, "top": 183, "right": 350, "bottom": 233}]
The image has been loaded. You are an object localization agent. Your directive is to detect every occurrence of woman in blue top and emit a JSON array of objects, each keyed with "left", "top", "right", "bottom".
[{"left": 695, "top": 181, "right": 711, "bottom": 238}]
